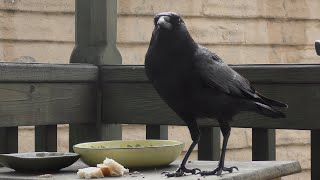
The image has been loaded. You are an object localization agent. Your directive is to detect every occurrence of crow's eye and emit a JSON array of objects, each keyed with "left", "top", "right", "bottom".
[{"left": 171, "top": 17, "right": 182, "bottom": 25}]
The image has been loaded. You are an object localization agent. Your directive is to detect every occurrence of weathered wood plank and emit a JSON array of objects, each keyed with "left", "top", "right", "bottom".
[
  {"left": 311, "top": 130, "right": 320, "bottom": 180},
  {"left": 102, "top": 65, "right": 320, "bottom": 84},
  {"left": 198, "top": 127, "right": 220, "bottom": 161},
  {"left": 252, "top": 128, "right": 276, "bottom": 161},
  {"left": 146, "top": 125, "right": 168, "bottom": 140},
  {"left": 35, "top": 125, "right": 57, "bottom": 152},
  {"left": 0, "top": 83, "right": 96, "bottom": 127},
  {"left": 0, "top": 127, "right": 18, "bottom": 153},
  {"left": 102, "top": 82, "right": 320, "bottom": 130},
  {"left": 0, "top": 63, "right": 97, "bottom": 82}
]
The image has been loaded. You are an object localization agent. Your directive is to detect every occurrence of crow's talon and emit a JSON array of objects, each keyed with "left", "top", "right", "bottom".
[
  {"left": 162, "top": 167, "right": 201, "bottom": 177},
  {"left": 223, "top": 166, "right": 238, "bottom": 173},
  {"left": 198, "top": 166, "right": 238, "bottom": 176}
]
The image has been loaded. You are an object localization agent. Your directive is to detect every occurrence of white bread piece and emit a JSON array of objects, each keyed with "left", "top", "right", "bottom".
[
  {"left": 97, "top": 158, "right": 129, "bottom": 176},
  {"left": 77, "top": 167, "right": 104, "bottom": 179},
  {"left": 96, "top": 164, "right": 112, "bottom": 176}
]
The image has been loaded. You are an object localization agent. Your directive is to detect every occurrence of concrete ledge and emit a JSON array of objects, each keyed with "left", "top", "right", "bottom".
[{"left": 0, "top": 160, "right": 301, "bottom": 180}]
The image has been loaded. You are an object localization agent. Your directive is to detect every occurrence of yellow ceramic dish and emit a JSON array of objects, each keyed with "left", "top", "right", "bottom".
[{"left": 73, "top": 140, "right": 184, "bottom": 168}]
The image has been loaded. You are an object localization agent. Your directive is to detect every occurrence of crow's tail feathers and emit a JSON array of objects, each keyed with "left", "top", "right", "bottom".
[
  {"left": 255, "top": 102, "right": 286, "bottom": 118},
  {"left": 257, "top": 92, "right": 288, "bottom": 108}
]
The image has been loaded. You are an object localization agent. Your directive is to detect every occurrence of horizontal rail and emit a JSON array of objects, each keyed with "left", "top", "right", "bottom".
[
  {"left": 102, "top": 64, "right": 320, "bottom": 83},
  {"left": 102, "top": 65, "right": 320, "bottom": 130},
  {"left": 0, "top": 83, "right": 96, "bottom": 127},
  {"left": 0, "top": 62, "right": 98, "bottom": 82}
]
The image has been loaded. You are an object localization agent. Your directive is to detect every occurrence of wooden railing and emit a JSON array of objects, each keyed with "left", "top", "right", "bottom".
[
  {"left": 0, "top": 63, "right": 98, "bottom": 152},
  {"left": 0, "top": 0, "right": 319, "bottom": 179},
  {"left": 1, "top": 63, "right": 320, "bottom": 179}
]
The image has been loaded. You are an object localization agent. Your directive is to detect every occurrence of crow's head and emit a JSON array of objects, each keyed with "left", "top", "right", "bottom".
[
  {"left": 149, "top": 12, "right": 196, "bottom": 52},
  {"left": 154, "top": 12, "right": 184, "bottom": 31}
]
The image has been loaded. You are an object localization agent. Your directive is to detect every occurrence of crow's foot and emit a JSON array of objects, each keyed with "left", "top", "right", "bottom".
[
  {"left": 198, "top": 166, "right": 238, "bottom": 176},
  {"left": 162, "top": 166, "right": 201, "bottom": 177}
]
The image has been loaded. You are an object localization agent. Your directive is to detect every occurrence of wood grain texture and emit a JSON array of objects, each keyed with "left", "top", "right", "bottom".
[
  {"left": 0, "top": 62, "right": 98, "bottom": 82},
  {"left": 35, "top": 125, "right": 57, "bottom": 152},
  {"left": 102, "top": 64, "right": 320, "bottom": 83},
  {"left": 0, "top": 83, "right": 96, "bottom": 127},
  {"left": 102, "top": 82, "right": 320, "bottom": 130}
]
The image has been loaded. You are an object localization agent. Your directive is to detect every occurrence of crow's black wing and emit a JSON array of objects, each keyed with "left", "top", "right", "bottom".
[{"left": 193, "top": 46, "right": 259, "bottom": 100}]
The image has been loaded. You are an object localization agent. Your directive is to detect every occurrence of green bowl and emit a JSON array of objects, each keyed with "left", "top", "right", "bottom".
[{"left": 73, "top": 140, "right": 184, "bottom": 168}]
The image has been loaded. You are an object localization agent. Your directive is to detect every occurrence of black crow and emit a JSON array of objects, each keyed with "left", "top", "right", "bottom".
[{"left": 145, "top": 12, "right": 287, "bottom": 177}]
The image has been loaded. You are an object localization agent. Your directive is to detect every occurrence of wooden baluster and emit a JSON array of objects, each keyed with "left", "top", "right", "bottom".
[
  {"left": 0, "top": 127, "right": 18, "bottom": 154},
  {"left": 35, "top": 125, "right": 57, "bottom": 152},
  {"left": 252, "top": 128, "right": 275, "bottom": 160},
  {"left": 311, "top": 130, "right": 320, "bottom": 180},
  {"left": 315, "top": 40, "right": 320, "bottom": 56},
  {"left": 0, "top": 127, "right": 18, "bottom": 167},
  {"left": 198, "top": 127, "right": 220, "bottom": 160},
  {"left": 146, "top": 125, "right": 168, "bottom": 140}
]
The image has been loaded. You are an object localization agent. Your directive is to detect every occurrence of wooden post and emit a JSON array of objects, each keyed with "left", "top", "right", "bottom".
[
  {"left": 198, "top": 127, "right": 220, "bottom": 160},
  {"left": 252, "top": 128, "right": 276, "bottom": 160},
  {"left": 69, "top": 0, "right": 122, "bottom": 151},
  {"left": 311, "top": 130, "right": 320, "bottom": 180}
]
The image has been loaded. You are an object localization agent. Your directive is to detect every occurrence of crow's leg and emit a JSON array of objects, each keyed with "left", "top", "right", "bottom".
[
  {"left": 199, "top": 122, "right": 238, "bottom": 176},
  {"left": 162, "top": 120, "right": 201, "bottom": 177}
]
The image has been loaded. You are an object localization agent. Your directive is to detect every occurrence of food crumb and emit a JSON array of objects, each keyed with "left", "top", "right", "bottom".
[
  {"left": 38, "top": 174, "right": 53, "bottom": 178},
  {"left": 133, "top": 171, "right": 140, "bottom": 174}
]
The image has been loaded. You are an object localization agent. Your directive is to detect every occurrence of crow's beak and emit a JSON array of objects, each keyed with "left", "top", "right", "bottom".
[{"left": 157, "top": 16, "right": 173, "bottom": 30}]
